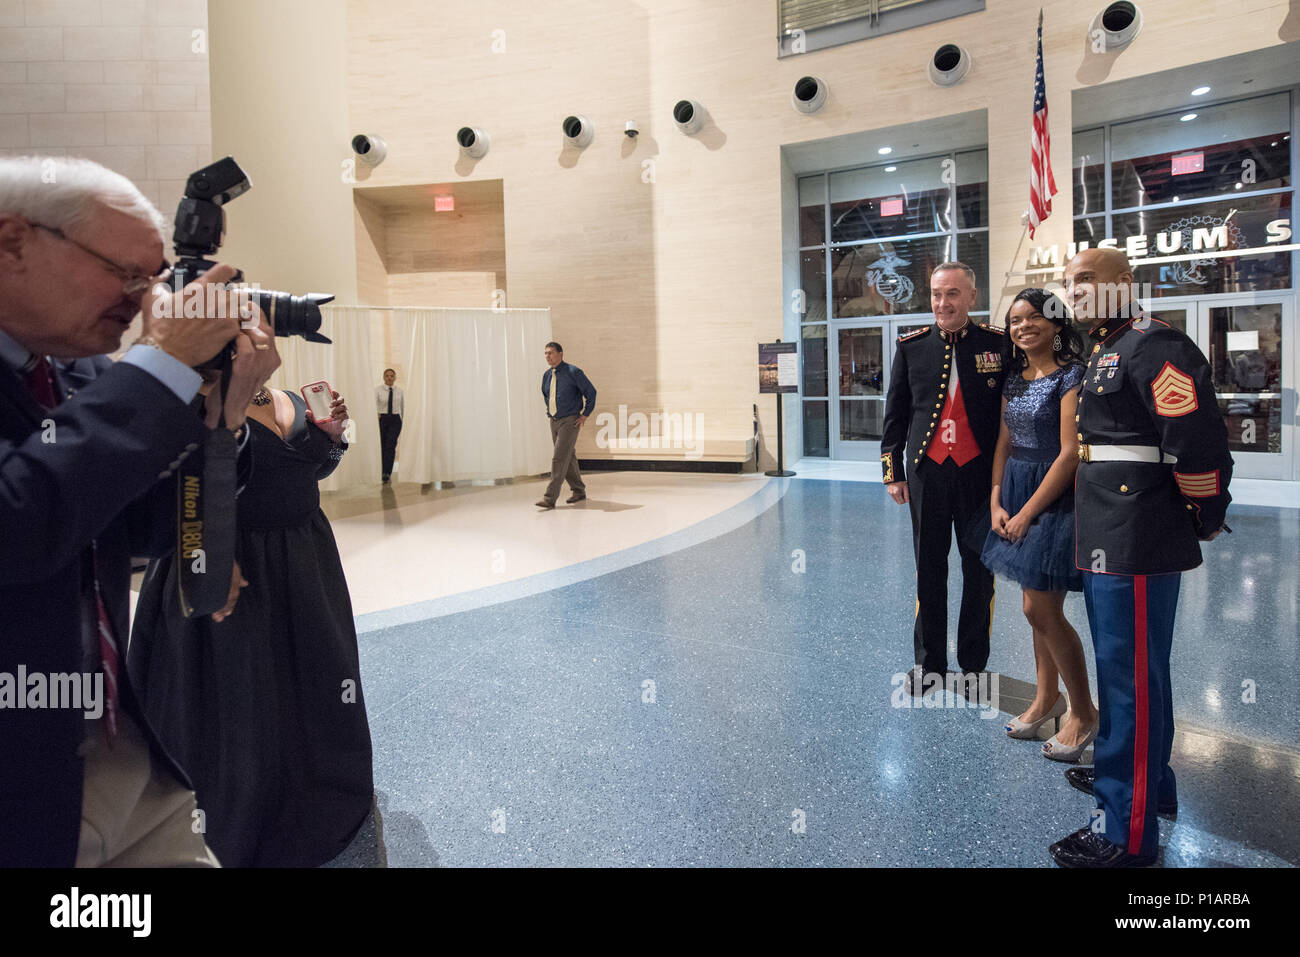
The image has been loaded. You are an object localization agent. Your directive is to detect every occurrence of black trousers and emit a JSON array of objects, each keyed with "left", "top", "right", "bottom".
[
  {"left": 907, "top": 455, "right": 995, "bottom": 674},
  {"left": 378, "top": 413, "right": 402, "bottom": 478}
]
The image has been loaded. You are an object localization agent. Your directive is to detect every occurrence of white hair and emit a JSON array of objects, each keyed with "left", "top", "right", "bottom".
[{"left": 0, "top": 155, "right": 168, "bottom": 244}]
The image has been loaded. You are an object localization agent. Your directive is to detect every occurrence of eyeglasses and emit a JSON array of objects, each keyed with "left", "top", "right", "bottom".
[{"left": 32, "top": 223, "right": 170, "bottom": 297}]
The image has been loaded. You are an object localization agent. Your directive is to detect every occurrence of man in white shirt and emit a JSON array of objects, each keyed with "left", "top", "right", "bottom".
[{"left": 375, "top": 368, "right": 403, "bottom": 483}]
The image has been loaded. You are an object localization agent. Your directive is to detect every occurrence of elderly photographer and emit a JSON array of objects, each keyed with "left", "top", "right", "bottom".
[{"left": 0, "top": 156, "right": 279, "bottom": 867}]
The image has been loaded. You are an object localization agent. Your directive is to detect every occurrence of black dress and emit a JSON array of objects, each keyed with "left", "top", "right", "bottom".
[{"left": 128, "top": 392, "right": 374, "bottom": 867}]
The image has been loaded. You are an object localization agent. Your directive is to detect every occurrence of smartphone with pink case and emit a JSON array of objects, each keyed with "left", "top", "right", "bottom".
[{"left": 301, "top": 380, "right": 333, "bottom": 423}]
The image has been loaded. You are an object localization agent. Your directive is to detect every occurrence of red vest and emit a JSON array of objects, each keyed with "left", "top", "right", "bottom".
[{"left": 926, "top": 372, "right": 981, "bottom": 466}]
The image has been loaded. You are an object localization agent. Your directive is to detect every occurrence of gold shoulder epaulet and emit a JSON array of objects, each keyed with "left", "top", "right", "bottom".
[
  {"left": 898, "top": 327, "right": 930, "bottom": 342},
  {"left": 978, "top": 322, "right": 1006, "bottom": 335}
]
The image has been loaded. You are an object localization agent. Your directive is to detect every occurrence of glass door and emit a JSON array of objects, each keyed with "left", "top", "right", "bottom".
[
  {"left": 1197, "top": 297, "right": 1292, "bottom": 481},
  {"left": 832, "top": 324, "right": 886, "bottom": 460},
  {"left": 830, "top": 318, "right": 933, "bottom": 460}
]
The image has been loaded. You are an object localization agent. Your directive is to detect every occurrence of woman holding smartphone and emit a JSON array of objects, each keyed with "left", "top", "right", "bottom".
[
  {"left": 129, "top": 381, "right": 375, "bottom": 867},
  {"left": 980, "top": 288, "right": 1098, "bottom": 763}
]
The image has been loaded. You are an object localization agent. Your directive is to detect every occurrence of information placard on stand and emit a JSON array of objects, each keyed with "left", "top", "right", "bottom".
[{"left": 758, "top": 341, "right": 797, "bottom": 477}]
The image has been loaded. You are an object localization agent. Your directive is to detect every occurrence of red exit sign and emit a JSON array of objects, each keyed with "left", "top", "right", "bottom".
[
  {"left": 434, "top": 194, "right": 455, "bottom": 211},
  {"left": 880, "top": 197, "right": 904, "bottom": 217},
  {"left": 1171, "top": 152, "right": 1205, "bottom": 176}
]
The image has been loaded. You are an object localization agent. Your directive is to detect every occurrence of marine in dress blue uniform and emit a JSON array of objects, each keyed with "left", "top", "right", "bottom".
[{"left": 1050, "top": 260, "right": 1232, "bottom": 867}]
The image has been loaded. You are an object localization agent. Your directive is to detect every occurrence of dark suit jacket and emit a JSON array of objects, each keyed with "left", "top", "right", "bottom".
[{"left": 0, "top": 354, "right": 219, "bottom": 866}]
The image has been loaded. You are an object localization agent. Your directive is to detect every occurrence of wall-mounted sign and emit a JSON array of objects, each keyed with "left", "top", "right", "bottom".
[
  {"left": 880, "top": 197, "right": 904, "bottom": 217},
  {"left": 1026, "top": 217, "right": 1293, "bottom": 269}
]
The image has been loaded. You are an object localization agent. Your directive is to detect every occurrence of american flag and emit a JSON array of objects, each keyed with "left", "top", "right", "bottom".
[{"left": 1028, "top": 10, "right": 1057, "bottom": 238}]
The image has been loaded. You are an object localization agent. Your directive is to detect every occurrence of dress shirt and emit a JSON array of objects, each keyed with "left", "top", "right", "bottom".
[
  {"left": 541, "top": 362, "right": 596, "bottom": 420},
  {"left": 375, "top": 384, "right": 404, "bottom": 416}
]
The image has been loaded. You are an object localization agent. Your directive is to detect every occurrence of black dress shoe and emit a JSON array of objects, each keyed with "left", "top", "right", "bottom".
[
  {"left": 903, "top": 667, "right": 941, "bottom": 697},
  {"left": 953, "top": 670, "right": 988, "bottom": 703},
  {"left": 566, "top": 492, "right": 587, "bottom": 503},
  {"left": 1065, "top": 767, "right": 1178, "bottom": 817},
  {"left": 1050, "top": 827, "right": 1156, "bottom": 868},
  {"left": 535, "top": 499, "right": 555, "bottom": 509}
]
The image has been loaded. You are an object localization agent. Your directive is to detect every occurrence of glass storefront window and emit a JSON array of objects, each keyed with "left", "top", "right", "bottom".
[
  {"left": 803, "top": 400, "right": 829, "bottom": 456},
  {"left": 829, "top": 156, "right": 953, "bottom": 243},
  {"left": 1073, "top": 215, "right": 1106, "bottom": 246},
  {"left": 1073, "top": 128, "right": 1105, "bottom": 217},
  {"left": 831, "top": 235, "right": 954, "bottom": 318},
  {"left": 800, "top": 147, "right": 989, "bottom": 456},
  {"left": 802, "top": 324, "right": 828, "bottom": 397},
  {"left": 955, "top": 231, "right": 991, "bottom": 312},
  {"left": 955, "top": 149, "right": 989, "bottom": 229},
  {"left": 799, "top": 249, "right": 827, "bottom": 322},
  {"left": 1110, "top": 93, "right": 1291, "bottom": 208},
  {"left": 1115, "top": 192, "right": 1292, "bottom": 296},
  {"left": 799, "top": 175, "right": 826, "bottom": 246}
]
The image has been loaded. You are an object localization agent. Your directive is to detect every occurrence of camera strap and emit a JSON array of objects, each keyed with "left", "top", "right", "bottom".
[{"left": 175, "top": 418, "right": 239, "bottom": 619}]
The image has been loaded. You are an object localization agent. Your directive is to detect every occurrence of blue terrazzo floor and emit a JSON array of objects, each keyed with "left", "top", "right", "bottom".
[{"left": 330, "top": 479, "right": 1300, "bottom": 867}]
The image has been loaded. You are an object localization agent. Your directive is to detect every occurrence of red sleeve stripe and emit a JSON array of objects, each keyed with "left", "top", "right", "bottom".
[{"left": 1175, "top": 470, "right": 1220, "bottom": 497}]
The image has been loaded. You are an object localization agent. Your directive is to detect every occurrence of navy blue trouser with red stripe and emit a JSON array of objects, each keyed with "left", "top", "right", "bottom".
[{"left": 1082, "top": 570, "right": 1180, "bottom": 857}]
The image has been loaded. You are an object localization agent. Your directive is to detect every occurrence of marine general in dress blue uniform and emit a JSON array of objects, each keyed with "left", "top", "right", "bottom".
[
  {"left": 881, "top": 261, "right": 1009, "bottom": 695},
  {"left": 1050, "top": 248, "right": 1232, "bottom": 868}
]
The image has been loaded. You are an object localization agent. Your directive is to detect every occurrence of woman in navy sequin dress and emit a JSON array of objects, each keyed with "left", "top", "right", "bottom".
[{"left": 981, "top": 289, "right": 1099, "bottom": 761}]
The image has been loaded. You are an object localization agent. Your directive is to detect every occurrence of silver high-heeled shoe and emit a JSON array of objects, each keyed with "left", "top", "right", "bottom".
[
  {"left": 1004, "top": 695, "right": 1067, "bottom": 739},
  {"left": 1042, "top": 717, "right": 1100, "bottom": 763}
]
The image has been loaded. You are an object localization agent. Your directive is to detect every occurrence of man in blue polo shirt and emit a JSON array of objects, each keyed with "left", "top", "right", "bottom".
[{"left": 537, "top": 341, "right": 596, "bottom": 509}]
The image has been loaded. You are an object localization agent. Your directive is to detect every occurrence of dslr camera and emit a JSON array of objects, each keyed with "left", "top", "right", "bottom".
[{"left": 168, "top": 156, "right": 333, "bottom": 371}]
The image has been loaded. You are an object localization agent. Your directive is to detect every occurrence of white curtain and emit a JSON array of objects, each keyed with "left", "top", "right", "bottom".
[
  {"left": 273, "top": 306, "right": 552, "bottom": 489},
  {"left": 399, "top": 307, "right": 554, "bottom": 485},
  {"left": 269, "top": 305, "right": 381, "bottom": 492}
]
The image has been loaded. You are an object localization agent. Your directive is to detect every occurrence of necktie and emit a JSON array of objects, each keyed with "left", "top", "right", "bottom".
[
  {"left": 387, "top": 387, "right": 393, "bottom": 415},
  {"left": 22, "top": 356, "right": 119, "bottom": 740},
  {"left": 548, "top": 369, "right": 558, "bottom": 416},
  {"left": 23, "top": 355, "right": 56, "bottom": 409}
]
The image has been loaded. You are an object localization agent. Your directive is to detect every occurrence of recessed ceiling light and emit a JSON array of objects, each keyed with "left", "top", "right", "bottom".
[
  {"left": 1180, "top": 113, "right": 1197, "bottom": 122},
  {"left": 1272, "top": 141, "right": 1279, "bottom": 147},
  {"left": 1234, "top": 182, "right": 1243, "bottom": 190},
  {"left": 1191, "top": 86, "right": 1211, "bottom": 96},
  {"left": 884, "top": 165, "right": 897, "bottom": 172},
  {"left": 878, "top": 146, "right": 893, "bottom": 155}
]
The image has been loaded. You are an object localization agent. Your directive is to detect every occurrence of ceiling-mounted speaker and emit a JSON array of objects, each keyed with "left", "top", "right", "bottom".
[
  {"left": 1091, "top": 2, "right": 1142, "bottom": 50},
  {"left": 673, "top": 99, "right": 704, "bottom": 135},
  {"left": 562, "top": 115, "right": 593, "bottom": 149},
  {"left": 927, "top": 44, "right": 971, "bottom": 87},
  {"left": 457, "top": 126, "right": 489, "bottom": 159},
  {"left": 792, "top": 76, "right": 827, "bottom": 114}
]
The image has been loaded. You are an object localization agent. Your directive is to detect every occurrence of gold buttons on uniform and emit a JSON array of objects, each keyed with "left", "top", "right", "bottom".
[
  {"left": 1186, "top": 504, "right": 1194, "bottom": 510},
  {"left": 1099, "top": 328, "right": 1108, "bottom": 336},
  {"left": 1120, "top": 484, "right": 1129, "bottom": 492},
  {"left": 1075, "top": 414, "right": 1080, "bottom": 422},
  {"left": 1077, "top": 433, "right": 1083, "bottom": 441},
  {"left": 943, "top": 364, "right": 949, "bottom": 369},
  {"left": 1093, "top": 345, "right": 1101, "bottom": 354},
  {"left": 1097, "top": 386, "right": 1104, "bottom": 392}
]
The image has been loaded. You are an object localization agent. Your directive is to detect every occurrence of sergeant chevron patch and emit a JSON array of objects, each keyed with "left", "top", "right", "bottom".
[
  {"left": 1175, "top": 470, "right": 1220, "bottom": 497},
  {"left": 1151, "top": 362, "right": 1198, "bottom": 417}
]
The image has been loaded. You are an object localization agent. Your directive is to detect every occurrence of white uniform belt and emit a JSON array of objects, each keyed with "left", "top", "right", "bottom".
[{"left": 1078, "top": 443, "right": 1177, "bottom": 465}]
